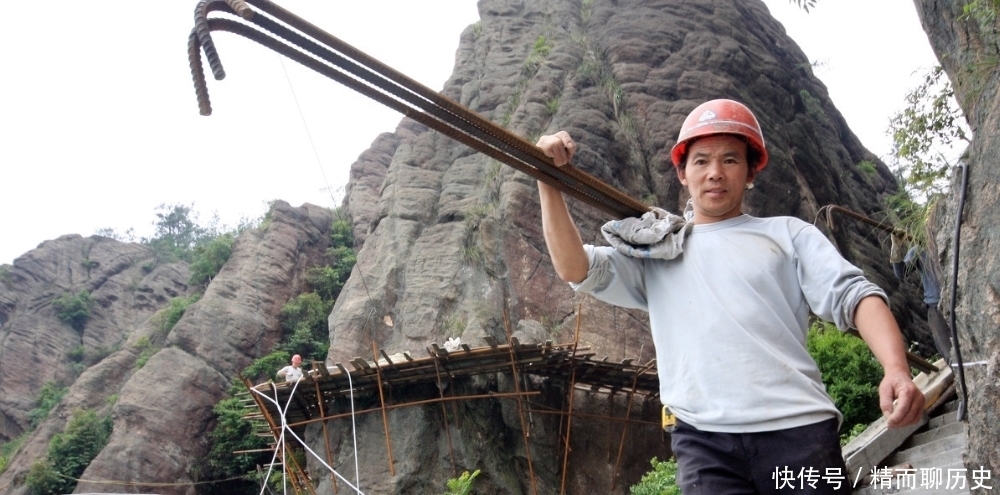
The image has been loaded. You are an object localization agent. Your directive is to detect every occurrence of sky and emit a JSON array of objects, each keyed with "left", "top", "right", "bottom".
[{"left": 0, "top": 0, "right": 940, "bottom": 265}]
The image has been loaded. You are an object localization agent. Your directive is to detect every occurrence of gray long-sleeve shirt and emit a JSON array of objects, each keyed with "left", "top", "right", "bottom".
[{"left": 572, "top": 215, "right": 886, "bottom": 433}]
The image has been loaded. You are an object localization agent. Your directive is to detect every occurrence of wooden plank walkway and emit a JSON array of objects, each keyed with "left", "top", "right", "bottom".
[{"left": 245, "top": 339, "right": 660, "bottom": 432}]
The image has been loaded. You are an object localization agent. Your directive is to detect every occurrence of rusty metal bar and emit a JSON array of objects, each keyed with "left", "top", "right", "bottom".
[
  {"left": 522, "top": 406, "right": 661, "bottom": 427},
  {"left": 371, "top": 342, "right": 395, "bottom": 476},
  {"left": 188, "top": 2, "right": 648, "bottom": 218},
  {"left": 199, "top": 16, "right": 627, "bottom": 217},
  {"left": 312, "top": 366, "right": 338, "bottom": 494},
  {"left": 501, "top": 292, "right": 539, "bottom": 495},
  {"left": 281, "top": 390, "right": 541, "bottom": 429},
  {"left": 240, "top": 375, "right": 312, "bottom": 492},
  {"left": 606, "top": 392, "right": 615, "bottom": 463},
  {"left": 560, "top": 304, "right": 584, "bottom": 495},
  {"left": 816, "top": 204, "right": 913, "bottom": 242},
  {"left": 433, "top": 356, "right": 459, "bottom": 478},
  {"left": 242, "top": 0, "right": 646, "bottom": 217},
  {"left": 611, "top": 360, "right": 658, "bottom": 489}
]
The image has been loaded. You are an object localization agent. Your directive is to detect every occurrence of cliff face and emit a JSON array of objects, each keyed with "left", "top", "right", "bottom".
[
  {"left": 323, "top": 0, "right": 926, "bottom": 493},
  {"left": 0, "top": 0, "right": 948, "bottom": 494},
  {"left": 912, "top": 0, "right": 1000, "bottom": 482},
  {"left": 0, "top": 202, "right": 333, "bottom": 494}
]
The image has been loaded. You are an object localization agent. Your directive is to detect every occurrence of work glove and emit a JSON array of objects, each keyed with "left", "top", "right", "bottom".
[{"left": 890, "top": 233, "right": 906, "bottom": 264}]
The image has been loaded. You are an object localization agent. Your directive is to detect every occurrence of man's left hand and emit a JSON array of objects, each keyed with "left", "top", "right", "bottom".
[{"left": 879, "top": 371, "right": 925, "bottom": 428}]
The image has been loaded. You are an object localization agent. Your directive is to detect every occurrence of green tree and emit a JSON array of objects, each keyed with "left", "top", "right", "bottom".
[
  {"left": 27, "top": 382, "right": 68, "bottom": 428},
  {"left": 145, "top": 203, "right": 220, "bottom": 263},
  {"left": 188, "top": 233, "right": 235, "bottom": 287},
  {"left": 243, "top": 351, "right": 291, "bottom": 383},
  {"left": 630, "top": 457, "right": 680, "bottom": 495},
  {"left": 807, "top": 321, "right": 884, "bottom": 436},
  {"left": 0, "top": 433, "right": 28, "bottom": 475},
  {"left": 199, "top": 383, "right": 270, "bottom": 495},
  {"left": 888, "top": 65, "right": 970, "bottom": 202},
  {"left": 52, "top": 290, "right": 94, "bottom": 332},
  {"left": 278, "top": 293, "right": 332, "bottom": 361},
  {"left": 27, "top": 409, "right": 112, "bottom": 495},
  {"left": 307, "top": 212, "right": 357, "bottom": 302}
]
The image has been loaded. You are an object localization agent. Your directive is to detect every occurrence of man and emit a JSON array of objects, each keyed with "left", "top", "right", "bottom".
[
  {"left": 276, "top": 354, "right": 304, "bottom": 382},
  {"left": 535, "top": 99, "right": 924, "bottom": 494}
]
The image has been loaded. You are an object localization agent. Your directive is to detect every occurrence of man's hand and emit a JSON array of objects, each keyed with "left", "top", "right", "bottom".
[
  {"left": 537, "top": 131, "right": 576, "bottom": 166},
  {"left": 879, "top": 370, "right": 925, "bottom": 428}
]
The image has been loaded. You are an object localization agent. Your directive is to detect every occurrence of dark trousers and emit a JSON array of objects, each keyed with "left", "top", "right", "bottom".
[{"left": 670, "top": 417, "right": 852, "bottom": 494}]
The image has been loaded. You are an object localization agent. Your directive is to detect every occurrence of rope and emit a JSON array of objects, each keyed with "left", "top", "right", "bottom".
[
  {"left": 277, "top": 53, "right": 336, "bottom": 200},
  {"left": 61, "top": 472, "right": 251, "bottom": 488},
  {"left": 250, "top": 380, "right": 365, "bottom": 494}
]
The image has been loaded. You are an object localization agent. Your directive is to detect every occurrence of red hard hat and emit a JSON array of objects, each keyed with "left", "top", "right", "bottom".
[{"left": 669, "top": 99, "right": 768, "bottom": 171}]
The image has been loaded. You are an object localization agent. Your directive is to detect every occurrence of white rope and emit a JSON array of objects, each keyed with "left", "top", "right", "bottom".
[
  {"left": 250, "top": 379, "right": 365, "bottom": 495},
  {"left": 951, "top": 360, "right": 989, "bottom": 367}
]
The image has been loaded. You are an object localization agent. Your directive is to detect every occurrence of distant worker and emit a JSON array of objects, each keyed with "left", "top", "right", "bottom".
[
  {"left": 276, "top": 354, "right": 304, "bottom": 382},
  {"left": 535, "top": 99, "right": 924, "bottom": 494}
]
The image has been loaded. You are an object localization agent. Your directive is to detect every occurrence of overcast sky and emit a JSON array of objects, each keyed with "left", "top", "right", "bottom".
[{"left": 0, "top": 0, "right": 939, "bottom": 265}]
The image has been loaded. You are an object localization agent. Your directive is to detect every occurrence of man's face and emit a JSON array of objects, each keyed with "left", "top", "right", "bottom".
[
  {"left": 292, "top": 355, "right": 302, "bottom": 367},
  {"left": 676, "top": 134, "right": 755, "bottom": 224}
]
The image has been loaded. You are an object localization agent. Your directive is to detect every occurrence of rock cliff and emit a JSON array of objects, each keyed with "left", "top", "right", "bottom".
[
  {"left": 912, "top": 0, "right": 1000, "bottom": 485},
  {"left": 322, "top": 0, "right": 928, "bottom": 493},
  {"left": 0, "top": 0, "right": 958, "bottom": 494},
  {"left": 0, "top": 202, "right": 333, "bottom": 494}
]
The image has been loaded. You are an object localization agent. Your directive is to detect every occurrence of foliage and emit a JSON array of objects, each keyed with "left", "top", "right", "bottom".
[
  {"left": 0, "top": 433, "right": 28, "bottom": 474},
  {"left": 188, "top": 233, "right": 235, "bottom": 287},
  {"left": 545, "top": 97, "right": 560, "bottom": 116},
  {"left": 444, "top": 469, "right": 481, "bottom": 495},
  {"left": 806, "top": 321, "right": 883, "bottom": 434},
  {"left": 799, "top": 89, "right": 826, "bottom": 123},
  {"left": 857, "top": 160, "right": 877, "bottom": 176},
  {"left": 306, "top": 212, "right": 356, "bottom": 302},
  {"left": 307, "top": 258, "right": 351, "bottom": 302},
  {"left": 199, "top": 383, "right": 270, "bottom": 495},
  {"left": 94, "top": 226, "right": 137, "bottom": 242},
  {"left": 145, "top": 203, "right": 213, "bottom": 263},
  {"left": 200, "top": 207, "right": 358, "bottom": 492},
  {"left": 26, "top": 460, "right": 62, "bottom": 495},
  {"left": 522, "top": 36, "right": 552, "bottom": 75},
  {"left": 28, "top": 381, "right": 68, "bottom": 428},
  {"left": 840, "top": 422, "right": 868, "bottom": 446},
  {"left": 133, "top": 336, "right": 158, "bottom": 370},
  {"left": 630, "top": 457, "right": 680, "bottom": 495},
  {"left": 789, "top": 0, "right": 818, "bottom": 12},
  {"left": 278, "top": 292, "right": 332, "bottom": 361},
  {"left": 26, "top": 409, "right": 113, "bottom": 495},
  {"left": 52, "top": 290, "right": 94, "bottom": 332},
  {"left": 243, "top": 351, "right": 291, "bottom": 383},
  {"left": 154, "top": 293, "right": 202, "bottom": 333},
  {"left": 888, "top": 65, "right": 970, "bottom": 202},
  {"left": 67, "top": 343, "right": 116, "bottom": 371},
  {"left": 959, "top": 0, "right": 1000, "bottom": 34}
]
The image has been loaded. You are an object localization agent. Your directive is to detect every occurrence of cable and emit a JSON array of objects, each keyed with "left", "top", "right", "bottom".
[
  {"left": 249, "top": 381, "right": 365, "bottom": 494},
  {"left": 277, "top": 53, "right": 338, "bottom": 204},
  {"left": 949, "top": 161, "right": 969, "bottom": 421}
]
